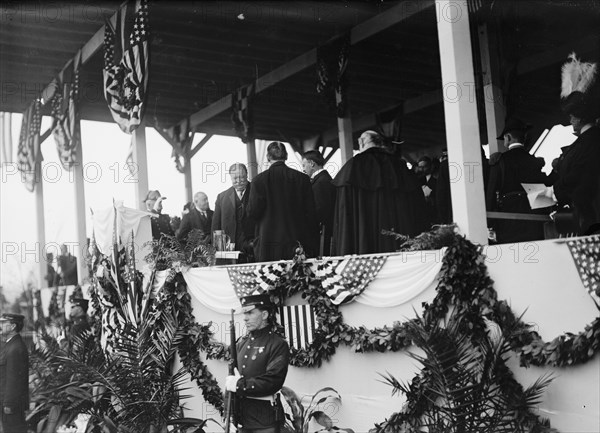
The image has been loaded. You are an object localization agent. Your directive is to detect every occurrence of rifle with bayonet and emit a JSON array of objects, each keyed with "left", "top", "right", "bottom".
[{"left": 224, "top": 309, "right": 238, "bottom": 433}]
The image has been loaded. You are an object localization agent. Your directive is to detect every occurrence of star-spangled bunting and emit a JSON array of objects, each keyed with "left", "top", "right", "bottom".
[
  {"left": 315, "top": 255, "right": 387, "bottom": 305},
  {"left": 16, "top": 99, "right": 42, "bottom": 191},
  {"left": 566, "top": 235, "right": 600, "bottom": 307},
  {"left": 227, "top": 261, "right": 290, "bottom": 298},
  {"left": 51, "top": 50, "right": 81, "bottom": 169},
  {"left": 103, "top": 0, "right": 149, "bottom": 134}
]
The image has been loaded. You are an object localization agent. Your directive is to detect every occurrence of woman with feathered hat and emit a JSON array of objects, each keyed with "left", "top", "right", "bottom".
[{"left": 547, "top": 53, "right": 600, "bottom": 235}]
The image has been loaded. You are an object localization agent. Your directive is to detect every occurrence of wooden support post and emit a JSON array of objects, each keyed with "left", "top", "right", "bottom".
[
  {"left": 246, "top": 139, "right": 258, "bottom": 180},
  {"left": 132, "top": 126, "right": 149, "bottom": 209},
  {"left": 33, "top": 160, "right": 47, "bottom": 288},
  {"left": 183, "top": 153, "right": 193, "bottom": 203},
  {"left": 338, "top": 117, "right": 354, "bottom": 164},
  {"left": 72, "top": 137, "right": 88, "bottom": 284},
  {"left": 435, "top": 0, "right": 487, "bottom": 245},
  {"left": 478, "top": 23, "right": 506, "bottom": 154}
]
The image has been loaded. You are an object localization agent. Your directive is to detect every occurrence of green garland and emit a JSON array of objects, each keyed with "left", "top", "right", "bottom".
[{"left": 171, "top": 227, "right": 600, "bottom": 413}]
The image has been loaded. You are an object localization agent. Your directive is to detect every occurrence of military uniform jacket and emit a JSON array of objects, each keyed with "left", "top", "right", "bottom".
[
  {"left": 0, "top": 334, "right": 29, "bottom": 412},
  {"left": 235, "top": 327, "right": 289, "bottom": 429}
]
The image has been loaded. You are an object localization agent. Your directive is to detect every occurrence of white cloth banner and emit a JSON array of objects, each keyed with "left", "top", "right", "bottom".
[{"left": 181, "top": 248, "right": 446, "bottom": 313}]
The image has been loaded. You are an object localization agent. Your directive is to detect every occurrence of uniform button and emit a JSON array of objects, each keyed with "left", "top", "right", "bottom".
[
  {"left": 252, "top": 386, "right": 255, "bottom": 389},
  {"left": 243, "top": 365, "right": 246, "bottom": 368},
  {"left": 244, "top": 355, "right": 248, "bottom": 358},
  {"left": 247, "top": 346, "right": 251, "bottom": 349}
]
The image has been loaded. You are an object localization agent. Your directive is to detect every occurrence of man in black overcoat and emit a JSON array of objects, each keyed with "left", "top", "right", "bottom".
[
  {"left": 178, "top": 191, "right": 214, "bottom": 244},
  {"left": 301, "top": 150, "right": 336, "bottom": 256},
  {"left": 247, "top": 142, "right": 318, "bottom": 261},
  {"left": 486, "top": 118, "right": 549, "bottom": 243},
  {"left": 0, "top": 313, "right": 29, "bottom": 433}
]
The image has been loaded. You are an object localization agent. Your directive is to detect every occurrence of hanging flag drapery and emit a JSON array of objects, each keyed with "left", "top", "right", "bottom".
[
  {"left": 375, "top": 104, "right": 404, "bottom": 146},
  {"left": 566, "top": 235, "right": 600, "bottom": 307},
  {"left": 16, "top": 99, "right": 42, "bottom": 192},
  {"left": 103, "top": 0, "right": 150, "bottom": 134},
  {"left": 231, "top": 83, "right": 255, "bottom": 144},
  {"left": 1, "top": 112, "right": 13, "bottom": 164},
  {"left": 316, "top": 32, "right": 350, "bottom": 118},
  {"left": 51, "top": 50, "right": 81, "bottom": 169},
  {"left": 227, "top": 260, "right": 290, "bottom": 298},
  {"left": 171, "top": 117, "right": 194, "bottom": 173},
  {"left": 315, "top": 255, "right": 387, "bottom": 305}
]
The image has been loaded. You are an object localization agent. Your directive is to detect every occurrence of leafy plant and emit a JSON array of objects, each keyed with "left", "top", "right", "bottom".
[
  {"left": 29, "top": 239, "right": 211, "bottom": 433},
  {"left": 281, "top": 387, "right": 354, "bottom": 433},
  {"left": 376, "top": 311, "right": 557, "bottom": 433}
]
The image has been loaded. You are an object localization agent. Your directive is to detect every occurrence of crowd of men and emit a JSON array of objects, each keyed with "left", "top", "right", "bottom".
[{"left": 147, "top": 89, "right": 599, "bottom": 262}]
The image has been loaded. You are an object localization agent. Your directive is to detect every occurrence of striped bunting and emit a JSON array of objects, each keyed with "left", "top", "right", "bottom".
[
  {"left": 103, "top": 0, "right": 149, "bottom": 134},
  {"left": 279, "top": 304, "right": 316, "bottom": 350},
  {"left": 566, "top": 235, "right": 600, "bottom": 307},
  {"left": 16, "top": 99, "right": 42, "bottom": 192},
  {"left": 51, "top": 50, "right": 81, "bottom": 169},
  {"left": 231, "top": 83, "right": 255, "bottom": 144},
  {"left": 227, "top": 261, "right": 290, "bottom": 298},
  {"left": 315, "top": 255, "right": 387, "bottom": 305}
]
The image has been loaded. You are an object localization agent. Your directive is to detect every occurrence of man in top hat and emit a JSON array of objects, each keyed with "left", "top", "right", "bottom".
[
  {"left": 144, "top": 190, "right": 175, "bottom": 240},
  {"left": 0, "top": 313, "right": 29, "bottom": 433},
  {"left": 69, "top": 298, "right": 91, "bottom": 342},
  {"left": 486, "top": 118, "right": 550, "bottom": 243},
  {"left": 225, "top": 293, "right": 289, "bottom": 433}
]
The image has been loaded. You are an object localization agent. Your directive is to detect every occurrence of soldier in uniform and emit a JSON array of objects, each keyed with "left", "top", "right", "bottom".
[
  {"left": 0, "top": 313, "right": 29, "bottom": 433},
  {"left": 225, "top": 294, "right": 290, "bottom": 433}
]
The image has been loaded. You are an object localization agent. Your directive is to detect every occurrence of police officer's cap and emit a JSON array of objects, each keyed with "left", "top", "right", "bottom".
[
  {"left": 71, "top": 298, "right": 89, "bottom": 311},
  {"left": 0, "top": 313, "right": 25, "bottom": 325},
  {"left": 240, "top": 294, "right": 273, "bottom": 313}
]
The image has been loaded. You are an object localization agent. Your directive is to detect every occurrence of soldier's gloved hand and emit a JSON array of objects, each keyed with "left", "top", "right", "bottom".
[{"left": 225, "top": 367, "right": 241, "bottom": 392}]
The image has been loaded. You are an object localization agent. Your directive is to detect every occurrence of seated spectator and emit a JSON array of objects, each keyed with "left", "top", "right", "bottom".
[
  {"left": 332, "top": 130, "right": 428, "bottom": 255},
  {"left": 54, "top": 244, "right": 78, "bottom": 286},
  {"left": 178, "top": 192, "right": 213, "bottom": 244},
  {"left": 486, "top": 118, "right": 549, "bottom": 243},
  {"left": 144, "top": 190, "right": 174, "bottom": 240}
]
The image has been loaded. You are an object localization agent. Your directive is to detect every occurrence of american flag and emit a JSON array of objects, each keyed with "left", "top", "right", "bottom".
[
  {"left": 567, "top": 235, "right": 600, "bottom": 307},
  {"left": 16, "top": 99, "right": 42, "bottom": 192},
  {"left": 315, "top": 255, "right": 387, "bottom": 305},
  {"left": 51, "top": 50, "right": 81, "bottom": 169},
  {"left": 103, "top": 0, "right": 149, "bottom": 134},
  {"left": 227, "top": 261, "right": 290, "bottom": 298},
  {"left": 231, "top": 83, "right": 255, "bottom": 144},
  {"left": 279, "top": 304, "right": 316, "bottom": 350}
]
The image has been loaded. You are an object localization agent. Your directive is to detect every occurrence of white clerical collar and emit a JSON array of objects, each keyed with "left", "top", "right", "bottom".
[
  {"left": 580, "top": 124, "right": 593, "bottom": 135},
  {"left": 508, "top": 142, "right": 524, "bottom": 150},
  {"left": 311, "top": 168, "right": 325, "bottom": 179}
]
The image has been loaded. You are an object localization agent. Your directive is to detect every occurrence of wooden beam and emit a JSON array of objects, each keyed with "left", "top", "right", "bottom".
[
  {"left": 487, "top": 211, "right": 551, "bottom": 222},
  {"left": 174, "top": 0, "right": 435, "bottom": 135},
  {"left": 39, "top": 1, "right": 127, "bottom": 105},
  {"left": 39, "top": 126, "right": 53, "bottom": 145},
  {"left": 190, "top": 134, "right": 213, "bottom": 159}
]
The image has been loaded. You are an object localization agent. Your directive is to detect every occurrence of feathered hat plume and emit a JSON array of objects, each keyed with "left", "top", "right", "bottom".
[{"left": 561, "top": 52, "right": 597, "bottom": 98}]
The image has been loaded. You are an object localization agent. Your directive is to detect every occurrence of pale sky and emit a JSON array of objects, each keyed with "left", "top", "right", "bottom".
[{"left": 0, "top": 115, "right": 343, "bottom": 301}]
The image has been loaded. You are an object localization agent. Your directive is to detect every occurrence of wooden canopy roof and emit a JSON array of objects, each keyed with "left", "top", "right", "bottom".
[{"left": 1, "top": 1, "right": 599, "bottom": 154}]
